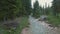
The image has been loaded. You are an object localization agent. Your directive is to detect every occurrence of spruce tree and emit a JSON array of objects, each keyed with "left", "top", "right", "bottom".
[
  {"left": 33, "top": 0, "right": 40, "bottom": 18},
  {"left": 52, "top": 0, "right": 60, "bottom": 17}
]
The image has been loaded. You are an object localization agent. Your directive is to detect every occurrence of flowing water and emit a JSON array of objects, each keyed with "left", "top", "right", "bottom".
[{"left": 28, "top": 16, "right": 60, "bottom": 34}]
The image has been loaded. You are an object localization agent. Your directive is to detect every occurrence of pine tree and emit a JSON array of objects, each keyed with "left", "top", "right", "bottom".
[
  {"left": 0, "top": 0, "right": 32, "bottom": 21},
  {"left": 52, "top": 0, "right": 60, "bottom": 17},
  {"left": 22, "top": 0, "right": 32, "bottom": 16},
  {"left": 33, "top": 0, "right": 40, "bottom": 18},
  {"left": 0, "top": 0, "right": 17, "bottom": 20}
]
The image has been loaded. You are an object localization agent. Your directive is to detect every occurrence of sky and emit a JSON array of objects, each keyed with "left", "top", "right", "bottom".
[{"left": 31, "top": 0, "right": 53, "bottom": 8}]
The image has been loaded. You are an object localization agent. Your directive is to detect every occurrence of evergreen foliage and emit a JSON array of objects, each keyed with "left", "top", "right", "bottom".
[
  {"left": 0, "top": 0, "right": 32, "bottom": 21},
  {"left": 52, "top": 0, "right": 60, "bottom": 17},
  {"left": 33, "top": 0, "right": 40, "bottom": 18}
]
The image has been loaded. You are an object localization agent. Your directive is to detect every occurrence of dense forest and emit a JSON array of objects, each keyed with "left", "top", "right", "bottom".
[
  {"left": 0, "top": 0, "right": 60, "bottom": 34},
  {"left": 0, "top": 0, "right": 32, "bottom": 21}
]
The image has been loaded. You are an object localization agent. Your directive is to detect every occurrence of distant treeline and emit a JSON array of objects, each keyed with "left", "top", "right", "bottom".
[{"left": 0, "top": 0, "right": 60, "bottom": 21}]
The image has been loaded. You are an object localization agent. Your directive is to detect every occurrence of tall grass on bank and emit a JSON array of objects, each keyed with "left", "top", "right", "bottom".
[
  {"left": 47, "top": 15, "right": 60, "bottom": 27},
  {"left": 0, "top": 17, "right": 29, "bottom": 34},
  {"left": 14, "top": 17, "right": 29, "bottom": 34}
]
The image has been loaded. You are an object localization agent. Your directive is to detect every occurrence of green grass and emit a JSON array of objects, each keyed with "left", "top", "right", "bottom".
[
  {"left": 47, "top": 15, "right": 60, "bottom": 27},
  {"left": 0, "top": 17, "right": 29, "bottom": 34},
  {"left": 14, "top": 17, "right": 29, "bottom": 34},
  {"left": 0, "top": 22, "right": 11, "bottom": 34}
]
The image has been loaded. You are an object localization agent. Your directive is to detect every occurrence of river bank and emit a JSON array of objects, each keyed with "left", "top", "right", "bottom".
[{"left": 21, "top": 16, "right": 60, "bottom": 34}]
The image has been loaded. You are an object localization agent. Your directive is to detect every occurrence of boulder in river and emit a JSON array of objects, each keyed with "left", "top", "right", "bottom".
[{"left": 39, "top": 15, "right": 47, "bottom": 21}]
